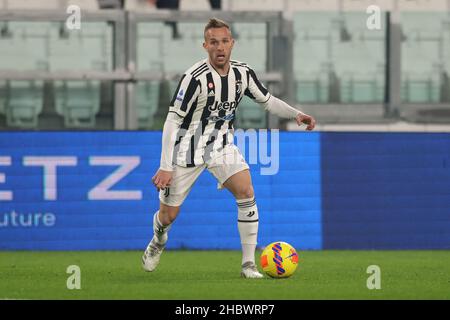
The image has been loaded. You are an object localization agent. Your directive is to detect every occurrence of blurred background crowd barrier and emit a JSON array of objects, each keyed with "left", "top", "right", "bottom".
[{"left": 0, "top": 0, "right": 449, "bottom": 132}]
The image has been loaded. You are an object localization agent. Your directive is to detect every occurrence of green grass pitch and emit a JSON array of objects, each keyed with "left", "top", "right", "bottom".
[{"left": 1, "top": 250, "right": 449, "bottom": 300}]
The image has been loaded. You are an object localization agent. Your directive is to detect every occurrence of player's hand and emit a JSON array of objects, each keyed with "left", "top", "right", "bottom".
[
  {"left": 296, "top": 113, "right": 316, "bottom": 131},
  {"left": 152, "top": 169, "right": 173, "bottom": 191}
]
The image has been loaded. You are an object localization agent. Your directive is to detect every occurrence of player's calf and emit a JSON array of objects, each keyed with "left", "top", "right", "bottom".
[
  {"left": 153, "top": 210, "right": 172, "bottom": 246},
  {"left": 236, "top": 196, "right": 262, "bottom": 278}
]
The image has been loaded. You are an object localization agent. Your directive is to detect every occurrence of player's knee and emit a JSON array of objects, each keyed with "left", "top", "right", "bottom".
[{"left": 236, "top": 185, "right": 254, "bottom": 199}]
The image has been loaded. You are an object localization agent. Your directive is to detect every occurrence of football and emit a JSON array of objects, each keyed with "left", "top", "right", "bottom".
[{"left": 260, "top": 242, "right": 299, "bottom": 278}]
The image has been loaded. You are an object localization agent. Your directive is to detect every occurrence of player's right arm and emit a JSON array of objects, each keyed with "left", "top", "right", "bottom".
[{"left": 152, "top": 73, "right": 201, "bottom": 191}]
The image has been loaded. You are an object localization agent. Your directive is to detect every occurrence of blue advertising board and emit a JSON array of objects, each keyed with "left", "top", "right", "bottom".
[
  {"left": 1, "top": 131, "right": 449, "bottom": 250},
  {"left": 0, "top": 131, "right": 322, "bottom": 250},
  {"left": 320, "top": 132, "right": 450, "bottom": 249}
]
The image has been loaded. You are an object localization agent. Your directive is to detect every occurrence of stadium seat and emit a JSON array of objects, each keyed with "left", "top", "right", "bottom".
[
  {"left": 0, "top": 22, "right": 49, "bottom": 128},
  {"left": 137, "top": 22, "right": 267, "bottom": 73},
  {"left": 340, "top": 73, "right": 384, "bottom": 103},
  {"left": 5, "top": 80, "right": 44, "bottom": 128},
  {"left": 232, "top": 23, "right": 266, "bottom": 72},
  {"left": 136, "top": 81, "right": 160, "bottom": 129},
  {"left": 296, "top": 72, "right": 330, "bottom": 103},
  {"left": 137, "top": 23, "right": 165, "bottom": 71},
  {"left": 401, "top": 73, "right": 440, "bottom": 103},
  {"left": 332, "top": 13, "right": 386, "bottom": 103},
  {"left": 49, "top": 22, "right": 112, "bottom": 71},
  {"left": 136, "top": 23, "right": 165, "bottom": 71},
  {"left": 0, "top": 22, "right": 51, "bottom": 71},
  {"left": 443, "top": 22, "right": 450, "bottom": 77},
  {"left": 162, "top": 23, "right": 205, "bottom": 72},
  {"left": 294, "top": 11, "right": 386, "bottom": 104},
  {"left": 293, "top": 12, "right": 334, "bottom": 103},
  {"left": 54, "top": 80, "right": 101, "bottom": 128},
  {"left": 400, "top": 12, "right": 446, "bottom": 102},
  {"left": 48, "top": 22, "right": 112, "bottom": 127}
]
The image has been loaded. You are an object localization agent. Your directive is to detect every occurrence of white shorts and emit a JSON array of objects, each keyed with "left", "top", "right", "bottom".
[{"left": 159, "top": 144, "right": 249, "bottom": 207}]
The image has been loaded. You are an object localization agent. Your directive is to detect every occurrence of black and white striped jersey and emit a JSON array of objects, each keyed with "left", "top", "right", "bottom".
[{"left": 168, "top": 58, "right": 271, "bottom": 167}]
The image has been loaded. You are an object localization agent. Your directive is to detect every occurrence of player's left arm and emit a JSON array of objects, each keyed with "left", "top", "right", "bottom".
[
  {"left": 245, "top": 67, "right": 316, "bottom": 131},
  {"left": 263, "top": 96, "right": 316, "bottom": 131}
]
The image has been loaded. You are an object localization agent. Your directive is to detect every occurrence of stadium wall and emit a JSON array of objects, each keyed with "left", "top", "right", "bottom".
[{"left": 0, "top": 131, "right": 448, "bottom": 250}]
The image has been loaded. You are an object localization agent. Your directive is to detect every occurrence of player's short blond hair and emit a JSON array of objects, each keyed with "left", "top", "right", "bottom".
[{"left": 204, "top": 18, "right": 231, "bottom": 39}]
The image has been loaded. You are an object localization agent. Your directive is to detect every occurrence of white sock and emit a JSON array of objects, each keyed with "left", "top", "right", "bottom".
[
  {"left": 151, "top": 211, "right": 172, "bottom": 246},
  {"left": 236, "top": 197, "right": 259, "bottom": 266}
]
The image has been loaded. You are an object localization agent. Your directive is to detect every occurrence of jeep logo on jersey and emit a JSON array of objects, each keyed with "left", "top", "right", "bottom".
[{"left": 208, "top": 101, "right": 237, "bottom": 112}]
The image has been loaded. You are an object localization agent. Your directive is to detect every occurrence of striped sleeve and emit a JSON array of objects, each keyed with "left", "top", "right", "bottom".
[
  {"left": 244, "top": 66, "right": 271, "bottom": 104},
  {"left": 169, "top": 73, "right": 201, "bottom": 118}
]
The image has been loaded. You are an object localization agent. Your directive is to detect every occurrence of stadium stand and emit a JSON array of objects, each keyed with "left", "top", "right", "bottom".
[
  {"left": 1, "top": 0, "right": 450, "bottom": 130},
  {"left": 293, "top": 11, "right": 385, "bottom": 104},
  {"left": 135, "top": 22, "right": 164, "bottom": 129},
  {"left": 232, "top": 22, "right": 266, "bottom": 72},
  {"left": 334, "top": 12, "right": 385, "bottom": 103},
  {"left": 293, "top": 12, "right": 333, "bottom": 103},
  {"left": 5, "top": 80, "right": 44, "bottom": 127},
  {"left": 136, "top": 81, "right": 160, "bottom": 129},
  {"left": 0, "top": 22, "right": 50, "bottom": 127},
  {"left": 137, "top": 22, "right": 165, "bottom": 72},
  {"left": 163, "top": 22, "right": 205, "bottom": 72},
  {"left": 49, "top": 22, "right": 112, "bottom": 127},
  {"left": 401, "top": 12, "right": 448, "bottom": 103}
]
